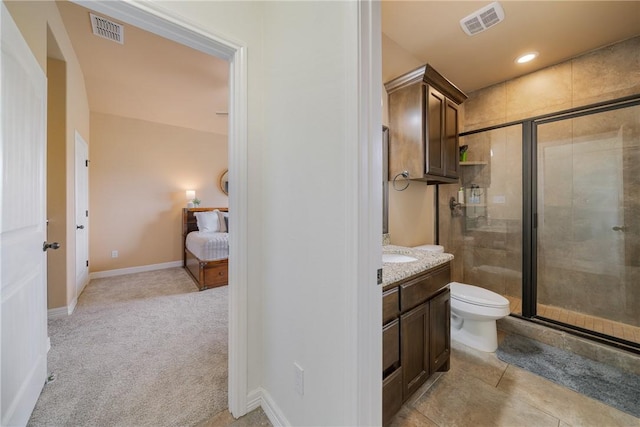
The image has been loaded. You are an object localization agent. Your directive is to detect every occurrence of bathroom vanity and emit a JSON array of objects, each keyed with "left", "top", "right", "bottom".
[{"left": 382, "top": 247, "right": 453, "bottom": 425}]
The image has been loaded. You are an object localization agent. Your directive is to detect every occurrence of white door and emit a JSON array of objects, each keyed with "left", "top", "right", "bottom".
[
  {"left": 75, "top": 132, "right": 89, "bottom": 295},
  {"left": 1, "top": 3, "right": 49, "bottom": 426}
]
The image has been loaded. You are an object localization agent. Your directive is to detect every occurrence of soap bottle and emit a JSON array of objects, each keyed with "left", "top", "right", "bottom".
[{"left": 457, "top": 187, "right": 465, "bottom": 205}]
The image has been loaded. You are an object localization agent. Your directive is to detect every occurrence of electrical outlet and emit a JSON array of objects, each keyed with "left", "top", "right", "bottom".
[
  {"left": 111, "top": 250, "right": 118, "bottom": 258},
  {"left": 294, "top": 362, "right": 304, "bottom": 396}
]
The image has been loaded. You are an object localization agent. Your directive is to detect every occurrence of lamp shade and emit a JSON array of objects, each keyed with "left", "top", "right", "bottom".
[{"left": 186, "top": 190, "right": 196, "bottom": 201}]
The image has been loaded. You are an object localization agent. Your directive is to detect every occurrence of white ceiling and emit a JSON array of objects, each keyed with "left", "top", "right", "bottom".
[{"left": 56, "top": 1, "right": 640, "bottom": 135}]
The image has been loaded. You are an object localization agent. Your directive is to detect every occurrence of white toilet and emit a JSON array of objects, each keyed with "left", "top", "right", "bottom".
[
  {"left": 449, "top": 282, "right": 510, "bottom": 352},
  {"left": 412, "top": 244, "right": 510, "bottom": 353}
]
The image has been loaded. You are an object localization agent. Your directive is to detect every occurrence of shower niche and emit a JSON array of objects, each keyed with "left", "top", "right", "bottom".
[{"left": 459, "top": 148, "right": 491, "bottom": 232}]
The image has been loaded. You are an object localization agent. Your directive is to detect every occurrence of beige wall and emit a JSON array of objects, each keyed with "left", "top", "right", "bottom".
[
  {"left": 382, "top": 34, "right": 435, "bottom": 246},
  {"left": 47, "top": 58, "right": 67, "bottom": 309},
  {"left": 6, "top": 0, "right": 91, "bottom": 310},
  {"left": 89, "top": 112, "right": 228, "bottom": 272}
]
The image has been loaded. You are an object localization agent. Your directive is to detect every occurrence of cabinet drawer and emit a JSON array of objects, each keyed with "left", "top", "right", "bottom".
[
  {"left": 382, "top": 367, "right": 403, "bottom": 426},
  {"left": 400, "top": 263, "right": 450, "bottom": 311},
  {"left": 382, "top": 287, "right": 400, "bottom": 325},
  {"left": 205, "top": 262, "right": 228, "bottom": 287},
  {"left": 382, "top": 319, "right": 400, "bottom": 374}
]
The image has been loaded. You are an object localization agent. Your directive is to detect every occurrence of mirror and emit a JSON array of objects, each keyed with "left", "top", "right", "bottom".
[
  {"left": 383, "top": 126, "right": 389, "bottom": 234},
  {"left": 219, "top": 169, "right": 229, "bottom": 195}
]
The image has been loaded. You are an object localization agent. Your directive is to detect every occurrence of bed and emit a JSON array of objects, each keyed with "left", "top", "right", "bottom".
[{"left": 182, "top": 207, "right": 229, "bottom": 291}]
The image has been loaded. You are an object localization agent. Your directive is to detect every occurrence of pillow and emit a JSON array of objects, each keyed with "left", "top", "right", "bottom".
[
  {"left": 217, "top": 210, "right": 229, "bottom": 233},
  {"left": 194, "top": 210, "right": 220, "bottom": 232}
]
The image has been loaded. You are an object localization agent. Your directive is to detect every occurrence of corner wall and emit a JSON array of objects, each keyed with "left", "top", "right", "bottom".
[
  {"left": 5, "top": 0, "right": 91, "bottom": 310},
  {"left": 46, "top": 57, "right": 67, "bottom": 309}
]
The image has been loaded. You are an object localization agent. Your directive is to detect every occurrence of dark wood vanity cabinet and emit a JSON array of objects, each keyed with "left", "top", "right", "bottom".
[
  {"left": 385, "top": 64, "right": 466, "bottom": 184},
  {"left": 382, "top": 262, "right": 451, "bottom": 425}
]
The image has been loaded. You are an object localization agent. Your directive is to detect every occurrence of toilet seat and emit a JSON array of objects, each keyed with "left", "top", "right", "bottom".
[{"left": 450, "top": 282, "right": 509, "bottom": 308}]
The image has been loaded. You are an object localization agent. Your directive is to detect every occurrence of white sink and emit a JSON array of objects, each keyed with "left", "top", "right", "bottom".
[{"left": 383, "top": 253, "right": 418, "bottom": 263}]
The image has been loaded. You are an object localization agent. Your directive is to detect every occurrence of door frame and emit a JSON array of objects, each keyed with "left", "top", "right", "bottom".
[{"left": 72, "top": 0, "right": 250, "bottom": 415}]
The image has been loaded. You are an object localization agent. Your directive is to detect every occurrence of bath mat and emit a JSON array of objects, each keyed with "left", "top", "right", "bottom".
[{"left": 496, "top": 334, "right": 640, "bottom": 418}]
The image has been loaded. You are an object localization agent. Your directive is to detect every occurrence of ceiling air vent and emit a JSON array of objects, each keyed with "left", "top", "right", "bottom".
[
  {"left": 460, "top": 2, "right": 505, "bottom": 36},
  {"left": 89, "top": 13, "right": 124, "bottom": 44}
]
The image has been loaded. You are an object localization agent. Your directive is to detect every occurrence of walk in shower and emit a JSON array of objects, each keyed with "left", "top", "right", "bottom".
[{"left": 440, "top": 96, "right": 640, "bottom": 349}]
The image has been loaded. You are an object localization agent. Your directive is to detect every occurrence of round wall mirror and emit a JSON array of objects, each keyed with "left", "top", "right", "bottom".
[{"left": 219, "top": 169, "right": 229, "bottom": 195}]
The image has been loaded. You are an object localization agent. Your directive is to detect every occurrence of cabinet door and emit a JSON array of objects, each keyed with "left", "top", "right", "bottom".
[
  {"left": 425, "top": 86, "right": 445, "bottom": 177},
  {"left": 430, "top": 289, "right": 451, "bottom": 373},
  {"left": 388, "top": 82, "right": 424, "bottom": 180},
  {"left": 401, "top": 302, "right": 430, "bottom": 399},
  {"left": 444, "top": 99, "right": 459, "bottom": 179}
]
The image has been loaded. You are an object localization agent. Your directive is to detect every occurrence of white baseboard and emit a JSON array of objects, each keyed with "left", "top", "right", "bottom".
[
  {"left": 48, "top": 297, "right": 77, "bottom": 319},
  {"left": 247, "top": 387, "right": 290, "bottom": 427},
  {"left": 89, "top": 260, "right": 182, "bottom": 280},
  {"left": 68, "top": 297, "right": 77, "bottom": 315},
  {"left": 48, "top": 306, "right": 68, "bottom": 319}
]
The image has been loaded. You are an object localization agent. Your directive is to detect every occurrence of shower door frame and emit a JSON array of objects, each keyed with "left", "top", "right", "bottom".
[{"left": 458, "top": 93, "right": 640, "bottom": 353}]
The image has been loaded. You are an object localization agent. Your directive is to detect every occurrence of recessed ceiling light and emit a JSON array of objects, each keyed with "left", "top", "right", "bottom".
[{"left": 516, "top": 52, "right": 538, "bottom": 64}]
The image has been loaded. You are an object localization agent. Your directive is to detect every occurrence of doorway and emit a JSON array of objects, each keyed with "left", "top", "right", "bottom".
[
  {"left": 75, "top": 131, "right": 89, "bottom": 295},
  {"left": 64, "top": 0, "right": 249, "bottom": 416}
]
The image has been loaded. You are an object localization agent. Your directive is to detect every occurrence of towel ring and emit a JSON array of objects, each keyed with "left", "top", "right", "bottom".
[{"left": 392, "top": 171, "right": 410, "bottom": 191}]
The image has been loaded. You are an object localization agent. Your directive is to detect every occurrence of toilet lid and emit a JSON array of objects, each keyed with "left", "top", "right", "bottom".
[
  {"left": 449, "top": 282, "right": 509, "bottom": 308},
  {"left": 412, "top": 244, "right": 444, "bottom": 253}
]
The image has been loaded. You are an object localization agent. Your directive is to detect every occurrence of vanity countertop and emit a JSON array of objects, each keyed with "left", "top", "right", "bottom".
[{"left": 382, "top": 245, "right": 453, "bottom": 290}]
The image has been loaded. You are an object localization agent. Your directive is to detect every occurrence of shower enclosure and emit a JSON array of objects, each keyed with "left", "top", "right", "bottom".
[{"left": 442, "top": 95, "right": 640, "bottom": 349}]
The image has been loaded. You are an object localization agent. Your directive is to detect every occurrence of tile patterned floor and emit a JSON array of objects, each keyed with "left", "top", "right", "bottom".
[
  {"left": 390, "top": 338, "right": 640, "bottom": 427},
  {"left": 203, "top": 336, "right": 639, "bottom": 427},
  {"left": 504, "top": 295, "right": 640, "bottom": 344}
]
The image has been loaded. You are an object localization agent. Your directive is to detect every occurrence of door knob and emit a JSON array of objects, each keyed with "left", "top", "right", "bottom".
[
  {"left": 76, "top": 225, "right": 85, "bottom": 229},
  {"left": 612, "top": 226, "right": 627, "bottom": 231},
  {"left": 43, "top": 241, "right": 61, "bottom": 251}
]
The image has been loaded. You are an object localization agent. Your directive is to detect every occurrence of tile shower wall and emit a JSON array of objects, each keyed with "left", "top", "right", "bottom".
[
  {"left": 440, "top": 126, "right": 522, "bottom": 303},
  {"left": 440, "top": 36, "right": 640, "bottom": 319}
]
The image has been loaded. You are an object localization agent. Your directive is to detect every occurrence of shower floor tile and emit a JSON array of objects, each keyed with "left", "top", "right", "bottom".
[{"left": 503, "top": 295, "right": 639, "bottom": 345}]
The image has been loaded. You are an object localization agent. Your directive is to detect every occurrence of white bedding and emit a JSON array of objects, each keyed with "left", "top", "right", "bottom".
[{"left": 186, "top": 231, "right": 229, "bottom": 261}]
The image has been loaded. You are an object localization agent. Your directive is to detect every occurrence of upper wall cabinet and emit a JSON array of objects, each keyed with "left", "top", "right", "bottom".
[{"left": 385, "top": 64, "right": 467, "bottom": 184}]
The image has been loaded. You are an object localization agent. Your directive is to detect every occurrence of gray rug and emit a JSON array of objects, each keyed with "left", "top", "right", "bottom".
[
  {"left": 28, "top": 268, "right": 228, "bottom": 427},
  {"left": 496, "top": 334, "right": 640, "bottom": 418}
]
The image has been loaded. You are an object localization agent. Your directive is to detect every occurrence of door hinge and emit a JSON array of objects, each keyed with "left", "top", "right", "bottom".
[
  {"left": 377, "top": 268, "right": 383, "bottom": 285},
  {"left": 86, "top": 260, "right": 89, "bottom": 267},
  {"left": 85, "top": 210, "right": 89, "bottom": 217},
  {"left": 85, "top": 159, "right": 90, "bottom": 167}
]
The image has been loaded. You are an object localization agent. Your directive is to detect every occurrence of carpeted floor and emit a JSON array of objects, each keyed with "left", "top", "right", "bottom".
[
  {"left": 28, "top": 268, "right": 229, "bottom": 427},
  {"left": 496, "top": 333, "right": 640, "bottom": 418}
]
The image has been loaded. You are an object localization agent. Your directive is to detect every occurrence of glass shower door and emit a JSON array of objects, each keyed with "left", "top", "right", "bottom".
[{"left": 535, "top": 104, "right": 640, "bottom": 344}]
